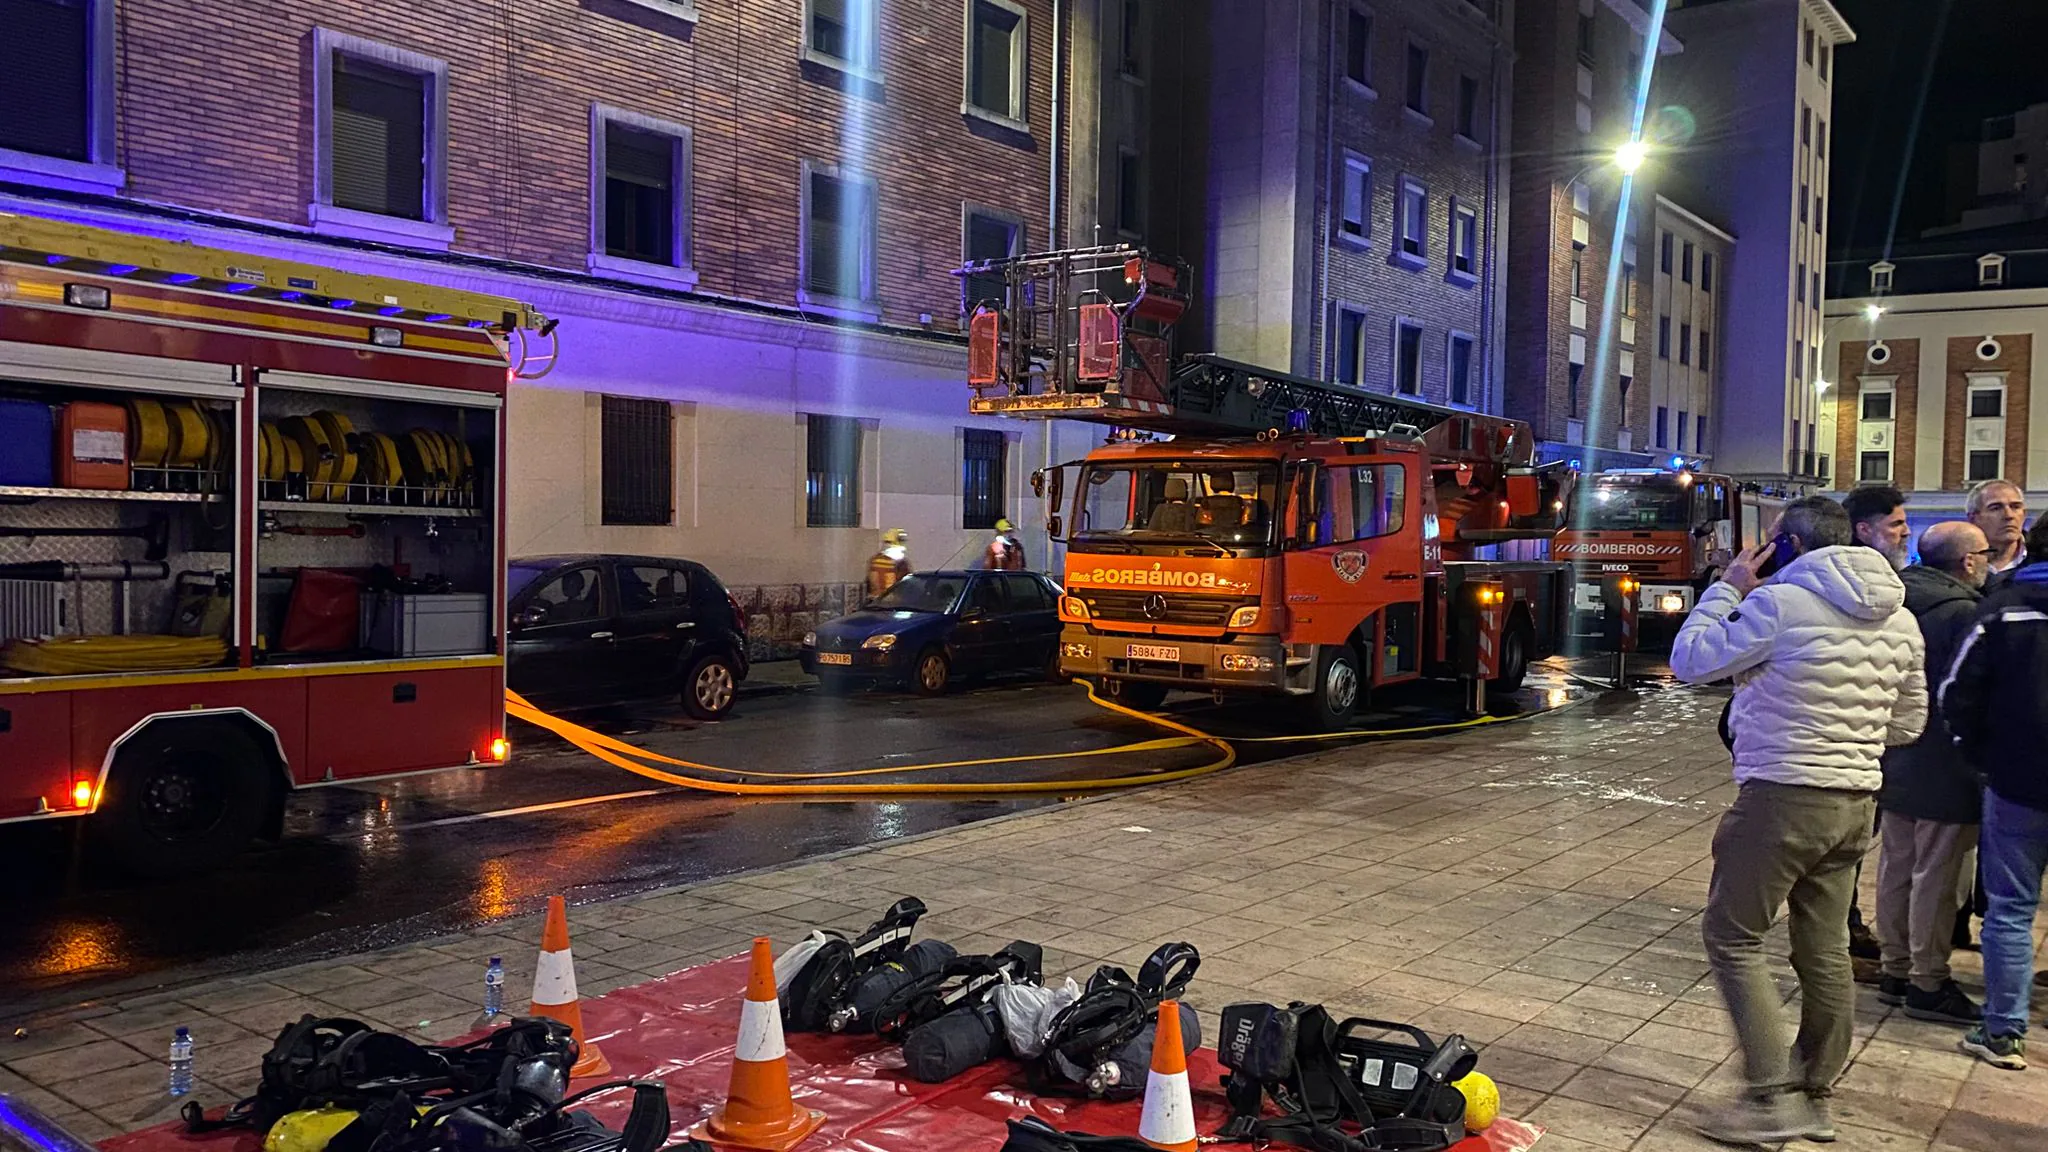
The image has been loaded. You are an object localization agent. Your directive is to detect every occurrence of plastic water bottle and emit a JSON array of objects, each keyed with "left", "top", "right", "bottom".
[
  {"left": 474, "top": 956, "right": 511, "bottom": 1029},
  {"left": 167, "top": 1027, "right": 194, "bottom": 1097}
]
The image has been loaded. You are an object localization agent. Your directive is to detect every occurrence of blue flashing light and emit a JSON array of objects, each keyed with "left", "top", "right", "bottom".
[
  {"left": 106, "top": 264, "right": 139, "bottom": 275},
  {"left": 328, "top": 298, "right": 356, "bottom": 309},
  {"left": 1286, "top": 409, "right": 1311, "bottom": 433},
  {"left": 225, "top": 283, "right": 257, "bottom": 293},
  {"left": 279, "top": 291, "right": 303, "bottom": 302},
  {"left": 1669, "top": 455, "right": 1685, "bottom": 469},
  {"left": 424, "top": 313, "right": 453, "bottom": 322},
  {"left": 467, "top": 319, "right": 490, "bottom": 328},
  {"left": 43, "top": 255, "right": 66, "bottom": 265},
  {"left": 1569, "top": 458, "right": 1583, "bottom": 471},
  {"left": 377, "top": 305, "right": 405, "bottom": 316},
  {"left": 165, "top": 273, "right": 200, "bottom": 284}
]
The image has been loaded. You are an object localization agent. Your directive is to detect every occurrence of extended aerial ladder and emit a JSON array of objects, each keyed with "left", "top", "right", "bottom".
[{"left": 959, "top": 245, "right": 1575, "bottom": 545}]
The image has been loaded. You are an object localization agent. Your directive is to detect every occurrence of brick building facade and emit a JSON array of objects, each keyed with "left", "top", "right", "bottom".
[
  {"left": 1145, "top": 0, "right": 1511, "bottom": 409},
  {"left": 1, "top": 0, "right": 1103, "bottom": 654},
  {"left": 1824, "top": 239, "right": 2047, "bottom": 529}
]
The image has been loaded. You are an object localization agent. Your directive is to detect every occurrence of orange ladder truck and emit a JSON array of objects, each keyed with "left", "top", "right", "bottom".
[{"left": 959, "top": 245, "right": 1575, "bottom": 729}]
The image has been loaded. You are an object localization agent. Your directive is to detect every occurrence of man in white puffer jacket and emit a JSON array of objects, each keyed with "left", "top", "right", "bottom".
[{"left": 1671, "top": 495, "right": 1927, "bottom": 1146}]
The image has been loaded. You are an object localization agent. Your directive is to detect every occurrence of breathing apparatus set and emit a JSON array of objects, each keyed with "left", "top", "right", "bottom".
[
  {"left": 181, "top": 1015, "right": 703, "bottom": 1152},
  {"left": 1212, "top": 1002, "right": 1477, "bottom": 1152},
  {"left": 876, "top": 940, "right": 1047, "bottom": 1083},
  {"left": 1030, "top": 942, "right": 1202, "bottom": 1100},
  {"left": 777, "top": 897, "right": 960, "bottom": 1035}
]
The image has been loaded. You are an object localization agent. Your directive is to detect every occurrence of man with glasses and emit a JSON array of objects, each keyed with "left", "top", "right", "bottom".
[{"left": 1873, "top": 522, "right": 1992, "bottom": 1025}]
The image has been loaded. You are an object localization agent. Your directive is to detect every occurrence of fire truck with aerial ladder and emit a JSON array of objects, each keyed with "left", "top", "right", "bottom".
[
  {"left": 0, "top": 213, "right": 555, "bottom": 873},
  {"left": 1553, "top": 461, "right": 1788, "bottom": 636},
  {"left": 961, "top": 246, "right": 1579, "bottom": 729}
]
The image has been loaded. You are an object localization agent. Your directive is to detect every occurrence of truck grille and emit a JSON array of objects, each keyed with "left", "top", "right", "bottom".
[{"left": 1081, "top": 590, "right": 1249, "bottom": 627}]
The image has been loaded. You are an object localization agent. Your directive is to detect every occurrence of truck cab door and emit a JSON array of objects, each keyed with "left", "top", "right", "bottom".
[{"left": 1281, "top": 459, "right": 1423, "bottom": 665}]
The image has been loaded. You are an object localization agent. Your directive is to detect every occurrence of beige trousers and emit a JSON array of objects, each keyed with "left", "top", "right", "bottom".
[{"left": 1875, "top": 813, "right": 1978, "bottom": 991}]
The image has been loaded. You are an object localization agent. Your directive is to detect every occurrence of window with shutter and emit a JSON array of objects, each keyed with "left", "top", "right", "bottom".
[
  {"left": 332, "top": 55, "right": 427, "bottom": 220},
  {"left": 806, "top": 415, "right": 863, "bottom": 528},
  {"left": 0, "top": 0, "right": 91, "bottom": 161},
  {"left": 963, "top": 209, "right": 1021, "bottom": 313},
  {"left": 805, "top": 168, "right": 877, "bottom": 304},
  {"left": 962, "top": 428, "right": 1006, "bottom": 529},
  {"left": 600, "top": 396, "right": 674, "bottom": 526}
]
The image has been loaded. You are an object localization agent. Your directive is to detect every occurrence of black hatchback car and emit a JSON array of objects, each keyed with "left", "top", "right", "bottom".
[
  {"left": 508, "top": 554, "right": 750, "bottom": 719},
  {"left": 799, "top": 570, "right": 1063, "bottom": 695}
]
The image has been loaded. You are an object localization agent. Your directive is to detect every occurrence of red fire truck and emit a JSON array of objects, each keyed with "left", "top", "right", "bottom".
[
  {"left": 0, "top": 214, "right": 554, "bottom": 872},
  {"left": 962, "top": 246, "right": 1574, "bottom": 728}
]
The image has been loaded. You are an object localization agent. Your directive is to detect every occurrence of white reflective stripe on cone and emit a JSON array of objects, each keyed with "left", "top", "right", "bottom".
[
  {"left": 1138, "top": 1070, "right": 1195, "bottom": 1143},
  {"left": 734, "top": 997, "right": 788, "bottom": 1063},
  {"left": 533, "top": 947, "right": 579, "bottom": 1006}
]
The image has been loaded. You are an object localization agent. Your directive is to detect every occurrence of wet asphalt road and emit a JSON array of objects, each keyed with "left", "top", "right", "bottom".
[{"left": 0, "top": 658, "right": 1641, "bottom": 1018}]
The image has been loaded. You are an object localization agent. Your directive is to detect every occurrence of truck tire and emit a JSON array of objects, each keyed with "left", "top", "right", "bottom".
[
  {"left": 1299, "top": 644, "right": 1361, "bottom": 731},
  {"left": 1490, "top": 623, "right": 1533, "bottom": 693},
  {"left": 93, "top": 723, "right": 272, "bottom": 876},
  {"left": 1111, "top": 680, "right": 1170, "bottom": 710},
  {"left": 682, "top": 650, "right": 739, "bottom": 720}
]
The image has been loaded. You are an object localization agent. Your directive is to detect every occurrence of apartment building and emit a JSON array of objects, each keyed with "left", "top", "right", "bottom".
[
  {"left": 1932, "top": 102, "right": 2048, "bottom": 238},
  {"left": 1659, "top": 0, "right": 1853, "bottom": 489},
  {"left": 1503, "top": 0, "right": 1688, "bottom": 465},
  {"left": 0, "top": 0, "right": 1096, "bottom": 654},
  {"left": 1144, "top": 0, "right": 1513, "bottom": 410},
  {"left": 1822, "top": 233, "right": 2047, "bottom": 527}
]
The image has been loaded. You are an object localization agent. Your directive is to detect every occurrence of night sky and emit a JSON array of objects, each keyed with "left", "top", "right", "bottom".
[{"left": 1826, "top": 0, "right": 2048, "bottom": 255}]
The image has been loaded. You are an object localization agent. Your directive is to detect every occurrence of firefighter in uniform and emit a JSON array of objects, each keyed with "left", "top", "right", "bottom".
[
  {"left": 868, "top": 529, "right": 911, "bottom": 598},
  {"left": 984, "top": 518, "right": 1027, "bottom": 571}
]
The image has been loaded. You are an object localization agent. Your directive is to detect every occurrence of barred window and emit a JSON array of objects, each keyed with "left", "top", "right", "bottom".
[
  {"left": 806, "top": 414, "right": 862, "bottom": 528},
  {"left": 600, "top": 396, "right": 673, "bottom": 526},
  {"left": 962, "top": 429, "right": 1006, "bottom": 530},
  {"left": 2, "top": 0, "right": 91, "bottom": 161}
]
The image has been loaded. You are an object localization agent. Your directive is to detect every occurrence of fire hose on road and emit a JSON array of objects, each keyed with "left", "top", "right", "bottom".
[{"left": 504, "top": 682, "right": 1570, "bottom": 798}]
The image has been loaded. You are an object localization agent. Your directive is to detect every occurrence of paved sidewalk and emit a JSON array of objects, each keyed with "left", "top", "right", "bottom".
[{"left": 5, "top": 685, "right": 2044, "bottom": 1151}]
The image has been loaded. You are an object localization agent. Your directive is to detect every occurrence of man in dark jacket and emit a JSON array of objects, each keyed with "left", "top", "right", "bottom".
[
  {"left": 1874, "top": 522, "right": 1991, "bottom": 1024},
  {"left": 1944, "top": 515, "right": 2048, "bottom": 1071}
]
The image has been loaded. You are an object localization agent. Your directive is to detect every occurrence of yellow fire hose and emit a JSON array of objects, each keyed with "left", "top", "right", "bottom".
[{"left": 505, "top": 680, "right": 1556, "bottom": 797}]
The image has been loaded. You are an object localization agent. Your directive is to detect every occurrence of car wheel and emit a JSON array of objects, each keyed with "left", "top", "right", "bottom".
[
  {"left": 683, "top": 651, "right": 739, "bottom": 720},
  {"left": 912, "top": 647, "right": 951, "bottom": 696},
  {"left": 1044, "top": 646, "right": 1069, "bottom": 684},
  {"left": 1112, "top": 679, "right": 1170, "bottom": 711},
  {"left": 1297, "top": 644, "right": 1361, "bottom": 731}
]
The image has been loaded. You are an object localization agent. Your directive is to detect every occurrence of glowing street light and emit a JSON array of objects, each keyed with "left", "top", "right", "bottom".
[
  {"left": 1614, "top": 139, "right": 1650, "bottom": 175},
  {"left": 1863, "top": 303, "right": 1886, "bottom": 322},
  {"left": 1814, "top": 377, "right": 1832, "bottom": 392}
]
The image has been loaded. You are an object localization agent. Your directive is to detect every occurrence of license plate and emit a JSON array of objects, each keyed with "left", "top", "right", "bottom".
[
  {"left": 816, "top": 652, "right": 853, "bottom": 665},
  {"left": 1127, "top": 644, "right": 1180, "bottom": 662}
]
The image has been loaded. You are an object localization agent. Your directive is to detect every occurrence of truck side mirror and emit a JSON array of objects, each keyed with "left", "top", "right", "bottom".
[
  {"left": 1031, "top": 469, "right": 1045, "bottom": 498},
  {"left": 1047, "top": 514, "right": 1064, "bottom": 539},
  {"left": 515, "top": 602, "right": 550, "bottom": 629}
]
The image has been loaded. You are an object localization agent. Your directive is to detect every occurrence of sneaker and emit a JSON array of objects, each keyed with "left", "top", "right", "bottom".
[
  {"left": 1875, "top": 975, "right": 1909, "bottom": 1006},
  {"left": 1960, "top": 1026, "right": 2027, "bottom": 1071},
  {"left": 1697, "top": 1093, "right": 1807, "bottom": 1146},
  {"left": 1851, "top": 954, "right": 1883, "bottom": 986},
  {"left": 1904, "top": 980, "right": 1983, "bottom": 1025},
  {"left": 1849, "top": 920, "right": 1881, "bottom": 961},
  {"left": 1794, "top": 1094, "right": 1838, "bottom": 1143}
]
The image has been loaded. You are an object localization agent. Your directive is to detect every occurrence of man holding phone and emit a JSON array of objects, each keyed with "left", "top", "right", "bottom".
[{"left": 1672, "top": 496, "right": 1927, "bottom": 1145}]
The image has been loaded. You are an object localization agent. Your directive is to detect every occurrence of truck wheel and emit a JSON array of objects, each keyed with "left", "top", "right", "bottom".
[
  {"left": 93, "top": 724, "right": 271, "bottom": 876},
  {"left": 1044, "top": 647, "right": 1070, "bottom": 684},
  {"left": 1490, "top": 624, "right": 1533, "bottom": 693},
  {"left": 912, "top": 647, "right": 952, "bottom": 696},
  {"left": 1299, "top": 644, "right": 1361, "bottom": 731},
  {"left": 1112, "top": 680, "right": 1170, "bottom": 710},
  {"left": 682, "top": 651, "right": 739, "bottom": 720}
]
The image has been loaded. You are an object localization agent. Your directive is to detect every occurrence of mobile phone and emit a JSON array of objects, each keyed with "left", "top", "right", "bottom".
[{"left": 1755, "top": 533, "right": 1797, "bottom": 579}]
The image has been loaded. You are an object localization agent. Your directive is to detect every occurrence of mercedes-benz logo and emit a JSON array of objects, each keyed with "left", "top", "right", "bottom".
[{"left": 1142, "top": 593, "right": 1169, "bottom": 620}]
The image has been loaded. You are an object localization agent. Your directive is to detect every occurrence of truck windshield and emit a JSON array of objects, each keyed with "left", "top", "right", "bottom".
[
  {"left": 1584, "top": 486, "right": 1692, "bottom": 531},
  {"left": 1072, "top": 462, "right": 1281, "bottom": 549}
]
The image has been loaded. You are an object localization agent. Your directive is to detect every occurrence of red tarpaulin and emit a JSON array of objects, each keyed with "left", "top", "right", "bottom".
[{"left": 101, "top": 955, "right": 1542, "bottom": 1152}]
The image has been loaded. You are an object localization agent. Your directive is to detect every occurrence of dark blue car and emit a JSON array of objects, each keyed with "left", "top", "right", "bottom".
[{"left": 799, "top": 570, "right": 1065, "bottom": 695}]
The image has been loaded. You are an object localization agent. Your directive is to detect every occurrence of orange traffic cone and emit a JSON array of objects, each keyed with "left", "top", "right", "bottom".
[
  {"left": 530, "top": 895, "right": 611, "bottom": 1078},
  {"left": 1138, "top": 1000, "right": 1197, "bottom": 1152},
  {"left": 690, "top": 937, "right": 826, "bottom": 1151}
]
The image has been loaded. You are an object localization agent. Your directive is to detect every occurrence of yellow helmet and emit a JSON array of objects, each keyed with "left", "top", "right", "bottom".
[
  {"left": 883, "top": 528, "right": 908, "bottom": 546},
  {"left": 995, "top": 518, "right": 1015, "bottom": 533}
]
